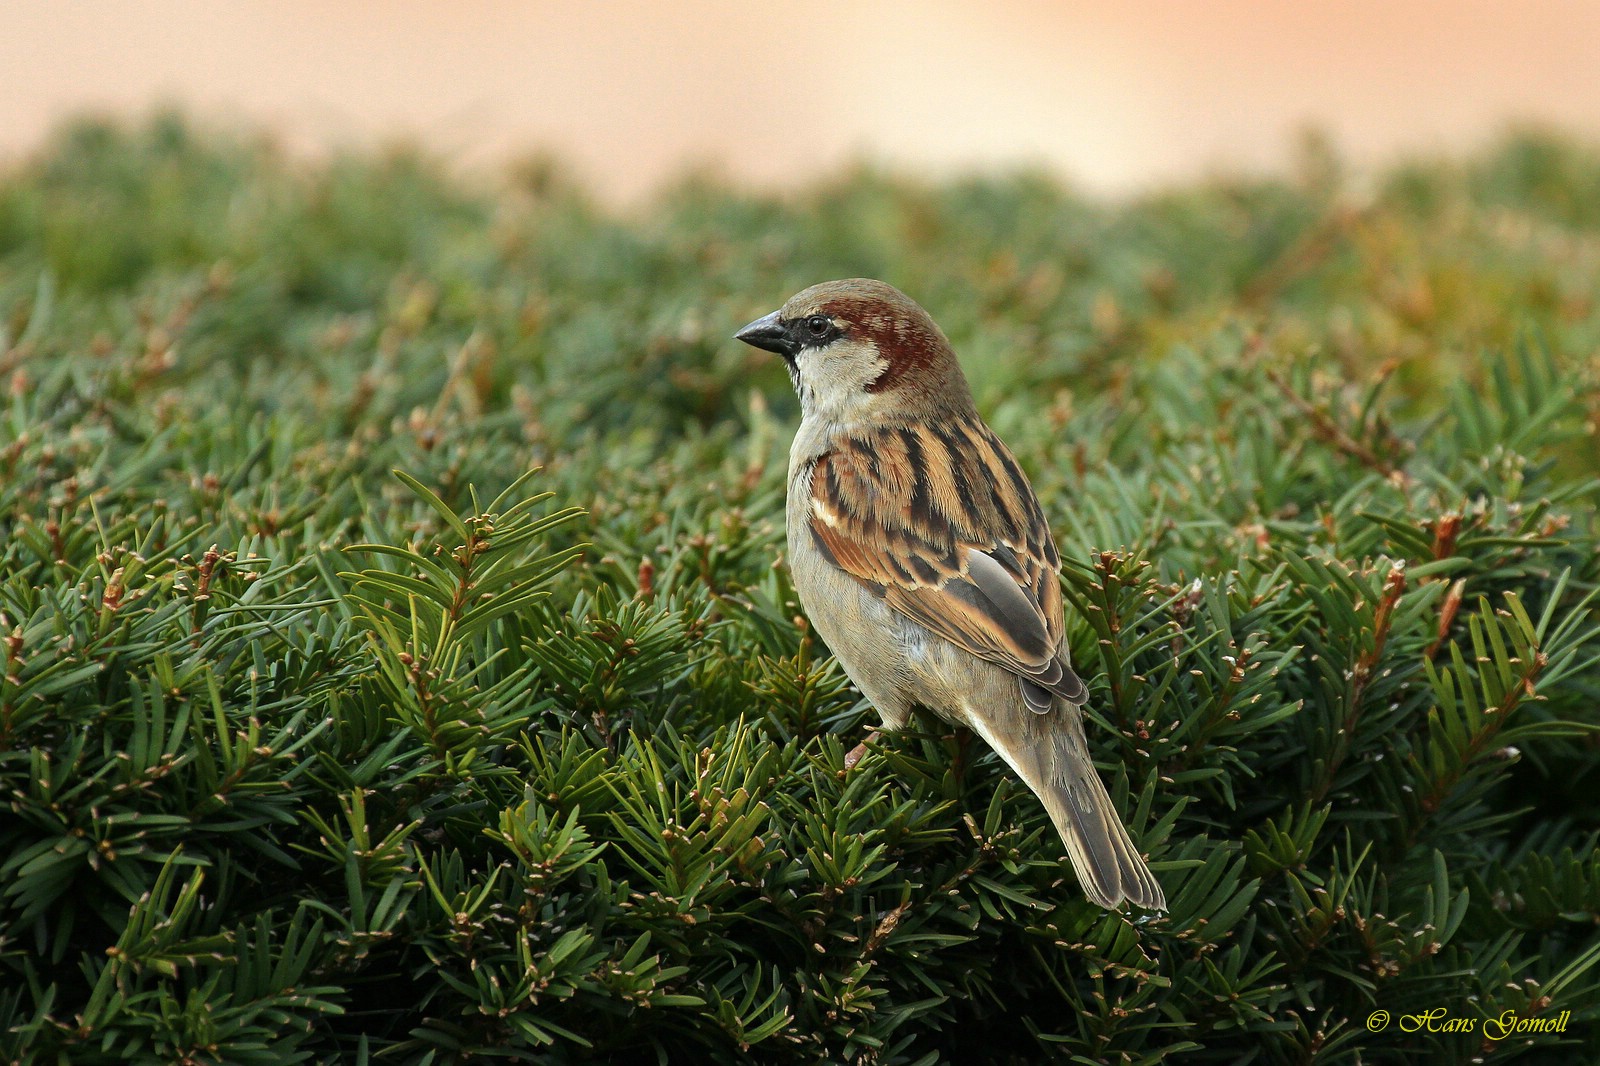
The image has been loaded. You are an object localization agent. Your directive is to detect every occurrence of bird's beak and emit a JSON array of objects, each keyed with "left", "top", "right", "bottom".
[{"left": 734, "top": 310, "right": 798, "bottom": 359}]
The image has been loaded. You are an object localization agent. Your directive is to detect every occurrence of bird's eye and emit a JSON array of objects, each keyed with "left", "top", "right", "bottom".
[{"left": 805, "top": 315, "right": 834, "bottom": 338}]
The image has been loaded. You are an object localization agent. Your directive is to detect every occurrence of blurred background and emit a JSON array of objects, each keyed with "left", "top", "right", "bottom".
[{"left": 7, "top": 0, "right": 1600, "bottom": 199}]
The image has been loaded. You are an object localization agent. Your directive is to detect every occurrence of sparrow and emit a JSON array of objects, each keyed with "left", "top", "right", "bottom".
[{"left": 735, "top": 279, "right": 1164, "bottom": 911}]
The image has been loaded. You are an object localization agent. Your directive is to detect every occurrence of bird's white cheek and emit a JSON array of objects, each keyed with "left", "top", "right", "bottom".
[{"left": 794, "top": 344, "right": 888, "bottom": 423}]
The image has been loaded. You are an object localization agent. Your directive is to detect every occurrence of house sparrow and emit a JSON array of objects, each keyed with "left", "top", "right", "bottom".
[{"left": 735, "top": 279, "right": 1164, "bottom": 911}]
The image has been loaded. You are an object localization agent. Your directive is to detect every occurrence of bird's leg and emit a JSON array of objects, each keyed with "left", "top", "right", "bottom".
[
  {"left": 949, "top": 725, "right": 976, "bottom": 785},
  {"left": 843, "top": 727, "right": 880, "bottom": 771}
]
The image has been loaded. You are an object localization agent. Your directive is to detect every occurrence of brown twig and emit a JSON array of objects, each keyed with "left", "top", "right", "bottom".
[
  {"left": 1266, "top": 368, "right": 1407, "bottom": 482},
  {"left": 1311, "top": 561, "right": 1407, "bottom": 803}
]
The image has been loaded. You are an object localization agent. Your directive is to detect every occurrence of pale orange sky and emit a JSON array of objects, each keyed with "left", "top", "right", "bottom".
[{"left": 5, "top": 1, "right": 1600, "bottom": 199}]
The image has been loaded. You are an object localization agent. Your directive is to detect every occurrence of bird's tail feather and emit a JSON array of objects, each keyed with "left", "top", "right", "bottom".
[
  {"left": 966, "top": 709, "right": 1164, "bottom": 912},
  {"left": 1047, "top": 756, "right": 1165, "bottom": 911}
]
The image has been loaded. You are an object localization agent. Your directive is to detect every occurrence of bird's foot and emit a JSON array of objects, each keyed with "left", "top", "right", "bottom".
[{"left": 843, "top": 728, "right": 880, "bottom": 771}]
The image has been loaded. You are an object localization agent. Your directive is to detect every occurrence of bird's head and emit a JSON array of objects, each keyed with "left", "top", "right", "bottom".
[{"left": 735, "top": 279, "right": 973, "bottom": 423}]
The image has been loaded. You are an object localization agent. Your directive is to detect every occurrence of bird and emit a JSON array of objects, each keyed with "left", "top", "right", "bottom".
[{"left": 735, "top": 278, "right": 1164, "bottom": 911}]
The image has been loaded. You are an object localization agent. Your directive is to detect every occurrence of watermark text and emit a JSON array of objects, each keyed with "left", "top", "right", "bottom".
[{"left": 1365, "top": 1007, "right": 1571, "bottom": 1038}]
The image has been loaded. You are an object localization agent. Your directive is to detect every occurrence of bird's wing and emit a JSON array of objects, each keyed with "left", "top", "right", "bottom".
[{"left": 806, "top": 418, "right": 1086, "bottom": 707}]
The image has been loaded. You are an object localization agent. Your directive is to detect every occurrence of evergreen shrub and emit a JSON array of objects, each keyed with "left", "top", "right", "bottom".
[{"left": 1, "top": 116, "right": 1598, "bottom": 1063}]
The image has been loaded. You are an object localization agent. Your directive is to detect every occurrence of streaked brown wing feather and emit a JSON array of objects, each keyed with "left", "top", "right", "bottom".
[{"left": 808, "top": 418, "right": 1084, "bottom": 703}]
